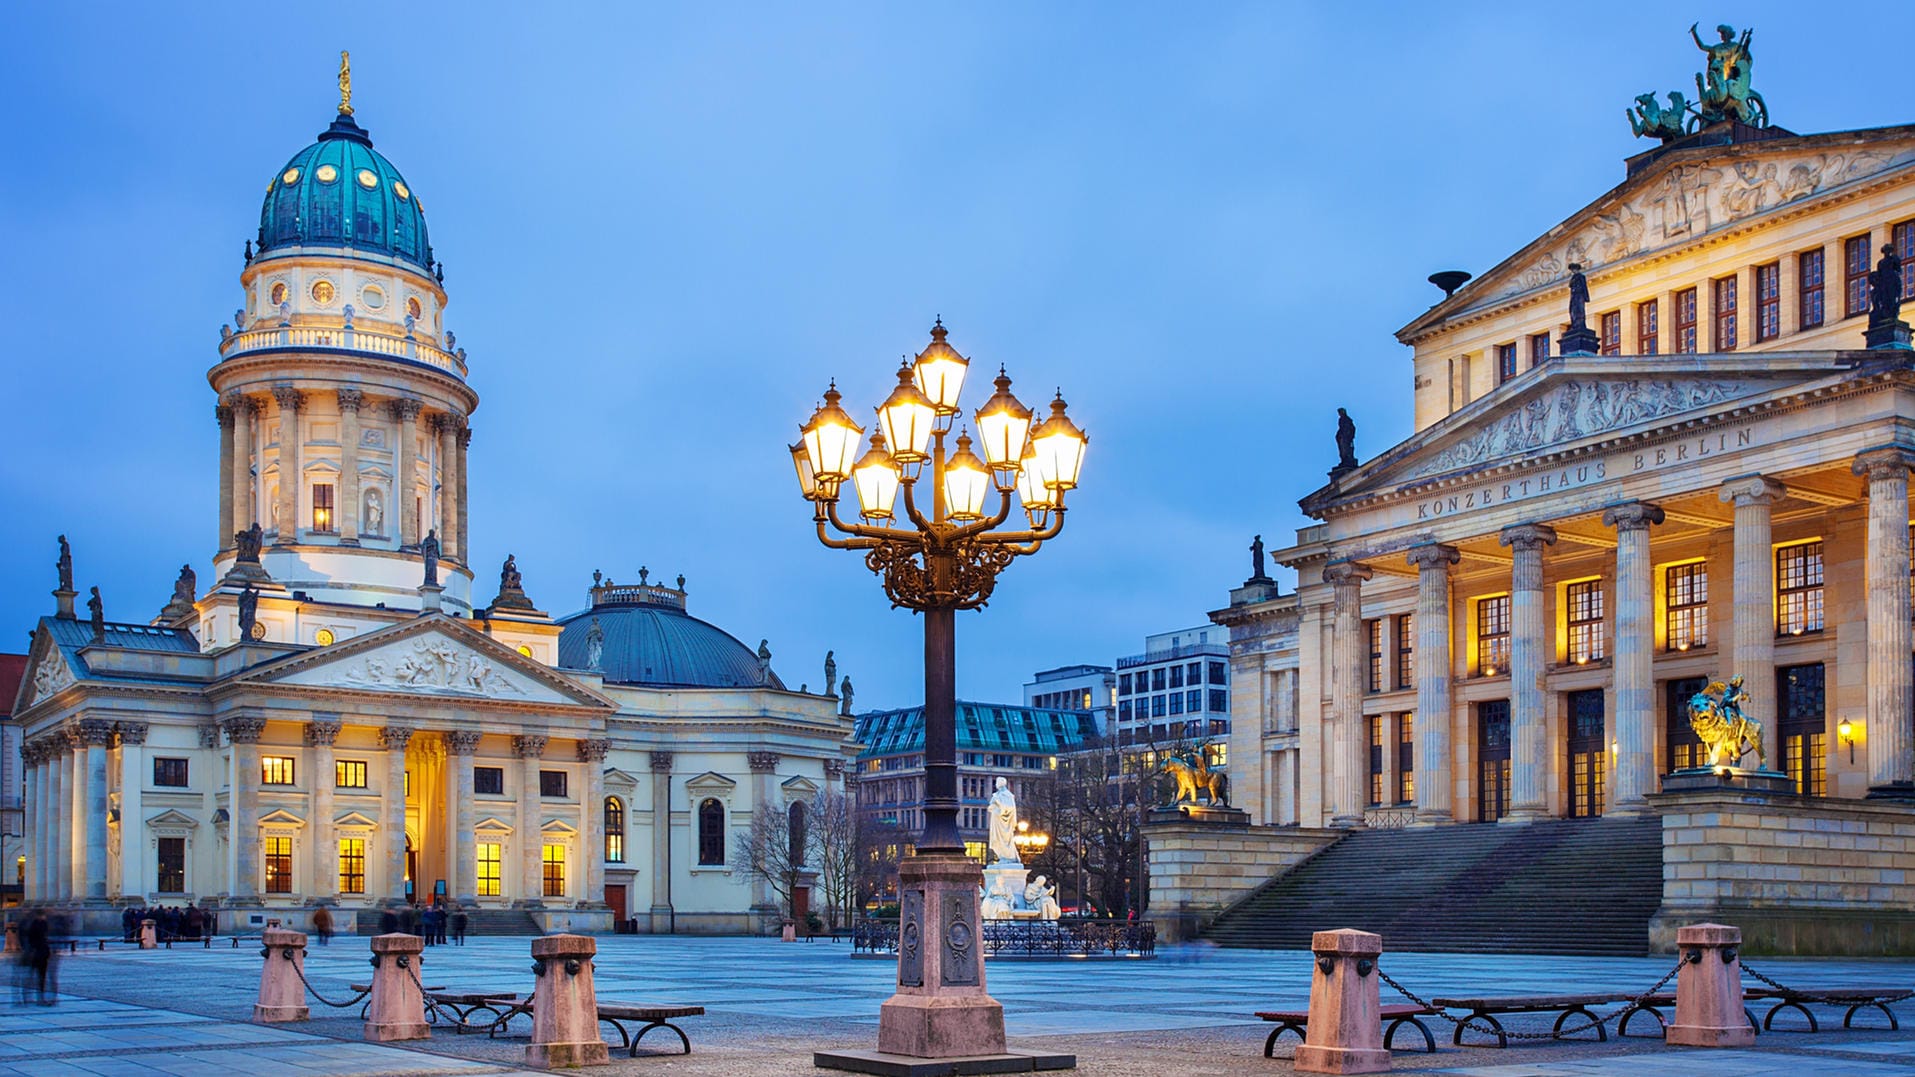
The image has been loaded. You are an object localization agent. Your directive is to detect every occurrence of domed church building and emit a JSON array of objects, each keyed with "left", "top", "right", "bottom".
[{"left": 12, "top": 62, "right": 855, "bottom": 935}]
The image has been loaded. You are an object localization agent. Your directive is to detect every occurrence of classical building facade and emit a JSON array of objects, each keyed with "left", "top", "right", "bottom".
[
  {"left": 1222, "top": 114, "right": 1915, "bottom": 830},
  {"left": 11, "top": 74, "right": 855, "bottom": 935}
]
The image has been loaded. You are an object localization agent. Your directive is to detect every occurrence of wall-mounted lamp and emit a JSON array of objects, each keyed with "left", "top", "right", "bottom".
[{"left": 1839, "top": 718, "right": 1857, "bottom": 764}]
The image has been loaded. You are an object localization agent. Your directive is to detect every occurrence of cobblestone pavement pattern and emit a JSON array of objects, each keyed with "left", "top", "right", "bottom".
[{"left": 6, "top": 936, "right": 1914, "bottom": 1075}]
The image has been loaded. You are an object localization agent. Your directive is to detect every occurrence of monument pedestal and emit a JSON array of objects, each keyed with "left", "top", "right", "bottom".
[
  {"left": 1866, "top": 319, "right": 1912, "bottom": 351},
  {"left": 1662, "top": 767, "right": 1796, "bottom": 796},
  {"left": 1147, "top": 803, "right": 1251, "bottom": 826}
]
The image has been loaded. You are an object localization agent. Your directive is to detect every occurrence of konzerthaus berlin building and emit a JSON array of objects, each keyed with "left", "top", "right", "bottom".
[
  {"left": 11, "top": 73, "right": 855, "bottom": 935},
  {"left": 1219, "top": 111, "right": 1915, "bottom": 832}
]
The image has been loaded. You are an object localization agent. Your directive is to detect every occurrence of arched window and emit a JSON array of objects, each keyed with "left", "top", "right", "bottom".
[
  {"left": 697, "top": 798, "right": 725, "bottom": 865},
  {"left": 604, "top": 797, "right": 625, "bottom": 863},
  {"left": 787, "top": 801, "right": 808, "bottom": 866}
]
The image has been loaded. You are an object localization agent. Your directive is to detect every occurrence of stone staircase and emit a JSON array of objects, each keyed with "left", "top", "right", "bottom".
[{"left": 1202, "top": 816, "right": 1663, "bottom": 956}]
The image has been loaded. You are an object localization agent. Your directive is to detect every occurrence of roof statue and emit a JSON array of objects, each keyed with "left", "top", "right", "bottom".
[
  {"left": 757, "top": 639, "right": 772, "bottom": 673},
  {"left": 1866, "top": 244, "right": 1913, "bottom": 350},
  {"left": 56, "top": 534, "right": 72, "bottom": 593},
  {"left": 238, "top": 585, "right": 260, "bottom": 640},
  {"left": 1687, "top": 676, "right": 1766, "bottom": 769},
  {"left": 87, "top": 586, "right": 104, "bottom": 640},
  {"left": 824, "top": 650, "right": 837, "bottom": 697},
  {"left": 1333, "top": 408, "right": 1357, "bottom": 472},
  {"left": 1626, "top": 90, "right": 1694, "bottom": 142},
  {"left": 1690, "top": 22, "right": 1768, "bottom": 127},
  {"left": 584, "top": 617, "right": 604, "bottom": 671},
  {"left": 420, "top": 529, "right": 440, "bottom": 588},
  {"left": 839, "top": 676, "right": 854, "bottom": 716},
  {"left": 491, "top": 553, "right": 536, "bottom": 611},
  {"left": 337, "top": 50, "right": 353, "bottom": 116},
  {"left": 1559, "top": 263, "right": 1601, "bottom": 355},
  {"left": 174, "top": 564, "right": 196, "bottom": 605},
  {"left": 235, "top": 524, "right": 264, "bottom": 564},
  {"left": 1248, "top": 534, "right": 1271, "bottom": 583}
]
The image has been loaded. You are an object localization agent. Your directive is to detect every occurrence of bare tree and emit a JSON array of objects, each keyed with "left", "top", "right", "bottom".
[
  {"left": 807, "top": 789, "right": 861, "bottom": 930},
  {"left": 732, "top": 801, "right": 803, "bottom": 919},
  {"left": 1049, "top": 735, "right": 1160, "bottom": 918}
]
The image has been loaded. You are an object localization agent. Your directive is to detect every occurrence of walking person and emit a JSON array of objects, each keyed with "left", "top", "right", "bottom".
[
  {"left": 451, "top": 906, "right": 468, "bottom": 946},
  {"left": 311, "top": 905, "right": 333, "bottom": 946},
  {"left": 23, "top": 910, "right": 53, "bottom": 1006}
]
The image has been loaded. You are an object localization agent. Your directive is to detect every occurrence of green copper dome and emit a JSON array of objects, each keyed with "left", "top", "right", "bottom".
[{"left": 257, "top": 112, "right": 433, "bottom": 273}]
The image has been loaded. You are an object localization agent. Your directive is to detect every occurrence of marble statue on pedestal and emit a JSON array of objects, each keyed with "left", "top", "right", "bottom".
[{"left": 987, "top": 777, "right": 1019, "bottom": 865}]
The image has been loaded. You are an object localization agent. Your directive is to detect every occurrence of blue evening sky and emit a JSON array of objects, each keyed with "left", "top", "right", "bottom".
[{"left": 1, "top": 3, "right": 1904, "bottom": 711}]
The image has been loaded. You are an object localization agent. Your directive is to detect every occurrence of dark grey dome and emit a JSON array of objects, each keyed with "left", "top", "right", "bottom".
[{"left": 556, "top": 579, "right": 783, "bottom": 690}]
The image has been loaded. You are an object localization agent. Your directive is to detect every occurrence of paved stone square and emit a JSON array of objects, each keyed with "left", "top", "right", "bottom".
[{"left": 7, "top": 936, "right": 1915, "bottom": 1074}]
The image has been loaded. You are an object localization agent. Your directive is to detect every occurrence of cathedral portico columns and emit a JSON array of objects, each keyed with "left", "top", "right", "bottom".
[
  {"left": 391, "top": 399, "right": 423, "bottom": 548},
  {"left": 116, "top": 722, "right": 148, "bottom": 899},
  {"left": 1499, "top": 523, "right": 1557, "bottom": 823},
  {"left": 305, "top": 719, "right": 341, "bottom": 902},
  {"left": 1854, "top": 450, "right": 1915, "bottom": 796},
  {"left": 216, "top": 404, "right": 235, "bottom": 549},
  {"left": 1406, "top": 544, "right": 1460, "bottom": 824},
  {"left": 444, "top": 731, "right": 481, "bottom": 905},
  {"left": 457, "top": 426, "right": 472, "bottom": 557},
  {"left": 514, "top": 735, "right": 548, "bottom": 907},
  {"left": 271, "top": 386, "right": 303, "bottom": 545},
  {"left": 54, "top": 736, "right": 73, "bottom": 899},
  {"left": 228, "top": 394, "right": 258, "bottom": 532},
  {"left": 649, "top": 751, "right": 673, "bottom": 932},
  {"left": 1721, "top": 476, "right": 1787, "bottom": 767},
  {"left": 76, "top": 720, "right": 115, "bottom": 901},
  {"left": 435, "top": 415, "right": 462, "bottom": 561},
  {"left": 579, "top": 740, "right": 610, "bottom": 907},
  {"left": 22, "top": 743, "right": 42, "bottom": 901},
  {"left": 224, "top": 716, "right": 267, "bottom": 903},
  {"left": 336, "top": 390, "right": 363, "bottom": 545},
  {"left": 1324, "top": 561, "right": 1374, "bottom": 828},
  {"left": 1604, "top": 502, "right": 1665, "bottom": 814},
  {"left": 379, "top": 725, "right": 413, "bottom": 903}
]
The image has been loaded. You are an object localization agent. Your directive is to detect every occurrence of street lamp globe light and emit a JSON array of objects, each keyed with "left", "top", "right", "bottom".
[
  {"left": 911, "top": 318, "right": 970, "bottom": 426},
  {"left": 942, "top": 431, "right": 991, "bottom": 522},
  {"left": 1030, "top": 391, "right": 1088, "bottom": 492},
  {"left": 878, "top": 362, "right": 937, "bottom": 469},
  {"left": 973, "top": 367, "right": 1033, "bottom": 487},
  {"left": 800, "top": 382, "right": 864, "bottom": 491},
  {"left": 852, "top": 431, "right": 902, "bottom": 522}
]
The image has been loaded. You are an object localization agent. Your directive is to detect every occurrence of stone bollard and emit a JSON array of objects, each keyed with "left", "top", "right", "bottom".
[
  {"left": 253, "top": 927, "right": 311, "bottom": 1022},
  {"left": 364, "top": 933, "right": 431, "bottom": 1042},
  {"left": 4, "top": 922, "right": 17, "bottom": 954},
  {"left": 1294, "top": 929, "right": 1390, "bottom": 1075},
  {"left": 1666, "top": 923, "right": 1755, "bottom": 1047},
  {"left": 140, "top": 919, "right": 158, "bottom": 949},
  {"left": 527, "top": 934, "right": 610, "bottom": 1067},
  {"left": 781, "top": 918, "right": 797, "bottom": 942}
]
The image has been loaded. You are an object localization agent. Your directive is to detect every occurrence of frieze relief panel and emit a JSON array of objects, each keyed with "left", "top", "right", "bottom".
[
  {"left": 1411, "top": 378, "right": 1759, "bottom": 478},
  {"left": 275, "top": 635, "right": 558, "bottom": 701},
  {"left": 1493, "top": 147, "right": 1912, "bottom": 299},
  {"left": 27, "top": 647, "right": 76, "bottom": 706}
]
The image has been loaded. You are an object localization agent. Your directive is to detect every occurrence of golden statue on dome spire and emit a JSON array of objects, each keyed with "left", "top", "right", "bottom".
[{"left": 338, "top": 50, "right": 353, "bottom": 116}]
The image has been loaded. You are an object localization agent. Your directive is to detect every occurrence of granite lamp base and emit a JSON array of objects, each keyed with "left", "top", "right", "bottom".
[
  {"left": 1294, "top": 1044, "right": 1392, "bottom": 1074},
  {"left": 526, "top": 1041, "right": 611, "bottom": 1068},
  {"left": 878, "top": 994, "right": 1007, "bottom": 1059}
]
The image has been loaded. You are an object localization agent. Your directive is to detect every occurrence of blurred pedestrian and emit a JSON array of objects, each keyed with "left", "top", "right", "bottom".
[
  {"left": 451, "top": 906, "right": 468, "bottom": 946},
  {"left": 23, "top": 910, "right": 54, "bottom": 1005},
  {"left": 311, "top": 905, "right": 333, "bottom": 946}
]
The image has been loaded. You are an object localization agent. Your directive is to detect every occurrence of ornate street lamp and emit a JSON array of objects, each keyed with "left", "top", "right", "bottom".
[{"left": 799, "top": 319, "right": 1085, "bottom": 1065}]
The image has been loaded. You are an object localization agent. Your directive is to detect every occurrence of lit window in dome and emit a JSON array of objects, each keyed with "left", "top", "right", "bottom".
[
  {"left": 311, "top": 279, "right": 336, "bottom": 305},
  {"left": 282, "top": 167, "right": 301, "bottom": 185},
  {"left": 393, "top": 181, "right": 410, "bottom": 200},
  {"left": 315, "top": 628, "right": 335, "bottom": 646},
  {"left": 316, "top": 164, "right": 338, "bottom": 183},
  {"left": 407, "top": 296, "right": 422, "bottom": 320},
  {"left": 357, "top": 169, "right": 378, "bottom": 189},
  {"left": 270, "top": 282, "right": 288, "bottom": 306},
  {"left": 361, "top": 284, "right": 387, "bottom": 310}
]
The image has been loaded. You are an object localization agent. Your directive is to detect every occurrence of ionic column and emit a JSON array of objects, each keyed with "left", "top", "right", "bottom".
[
  {"left": 229, "top": 394, "right": 257, "bottom": 532},
  {"left": 216, "top": 405, "right": 235, "bottom": 550},
  {"left": 1855, "top": 450, "right": 1915, "bottom": 795},
  {"left": 1721, "top": 476, "right": 1786, "bottom": 766},
  {"left": 747, "top": 751, "right": 779, "bottom": 907},
  {"left": 224, "top": 716, "right": 268, "bottom": 902},
  {"left": 457, "top": 426, "right": 472, "bottom": 557},
  {"left": 436, "top": 415, "right": 461, "bottom": 561},
  {"left": 272, "top": 386, "right": 303, "bottom": 545},
  {"left": 445, "top": 731, "right": 481, "bottom": 905},
  {"left": 380, "top": 725, "right": 413, "bottom": 902},
  {"left": 579, "top": 739, "right": 610, "bottom": 907},
  {"left": 1499, "top": 523, "right": 1557, "bottom": 823},
  {"left": 1406, "top": 544, "right": 1459, "bottom": 824},
  {"left": 390, "top": 399, "right": 423, "bottom": 548},
  {"left": 1323, "top": 561, "right": 1374, "bottom": 828},
  {"left": 649, "top": 751, "right": 673, "bottom": 931},
  {"left": 38, "top": 743, "right": 55, "bottom": 899},
  {"left": 55, "top": 736, "right": 74, "bottom": 899},
  {"left": 78, "top": 721, "right": 114, "bottom": 900},
  {"left": 116, "top": 723, "right": 148, "bottom": 899},
  {"left": 336, "top": 389, "right": 363, "bottom": 545},
  {"left": 1604, "top": 502, "right": 1665, "bottom": 814},
  {"left": 22, "top": 743, "right": 41, "bottom": 901},
  {"left": 306, "top": 719, "right": 341, "bottom": 902},
  {"left": 514, "top": 735, "right": 548, "bottom": 907}
]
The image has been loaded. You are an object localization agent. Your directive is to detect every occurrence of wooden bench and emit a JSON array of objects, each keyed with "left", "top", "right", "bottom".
[
  {"left": 1748, "top": 985, "right": 1912, "bottom": 1032},
  {"left": 598, "top": 1003, "right": 706, "bottom": 1056},
  {"left": 1429, "top": 993, "right": 1634, "bottom": 1047},
  {"left": 424, "top": 990, "right": 521, "bottom": 1033},
  {"left": 1256, "top": 1004, "right": 1438, "bottom": 1056}
]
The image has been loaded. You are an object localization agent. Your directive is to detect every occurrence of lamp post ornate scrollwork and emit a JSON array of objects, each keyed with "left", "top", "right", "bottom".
[{"left": 796, "top": 320, "right": 1086, "bottom": 1065}]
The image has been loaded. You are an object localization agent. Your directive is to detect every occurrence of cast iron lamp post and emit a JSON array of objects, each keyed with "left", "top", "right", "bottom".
[{"left": 797, "top": 320, "right": 1085, "bottom": 1064}]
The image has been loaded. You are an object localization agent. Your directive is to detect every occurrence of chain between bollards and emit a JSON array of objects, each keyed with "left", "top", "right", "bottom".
[
  {"left": 402, "top": 956, "right": 467, "bottom": 1025},
  {"left": 268, "top": 946, "right": 371, "bottom": 1010},
  {"left": 1374, "top": 959, "right": 1684, "bottom": 1042}
]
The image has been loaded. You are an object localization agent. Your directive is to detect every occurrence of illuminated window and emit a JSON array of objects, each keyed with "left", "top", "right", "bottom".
[
  {"left": 1529, "top": 332, "right": 1550, "bottom": 368},
  {"left": 153, "top": 758, "right": 188, "bottom": 787},
  {"left": 1713, "top": 275, "right": 1738, "bottom": 351},
  {"left": 698, "top": 798, "right": 725, "bottom": 865},
  {"left": 1366, "top": 618, "right": 1383, "bottom": 693},
  {"left": 338, "top": 838, "right": 365, "bottom": 894},
  {"left": 542, "top": 844, "right": 566, "bottom": 897},
  {"left": 1675, "top": 287, "right": 1699, "bottom": 353},
  {"left": 1368, "top": 716, "right": 1385, "bottom": 807},
  {"left": 476, "top": 842, "right": 502, "bottom": 896},
  {"left": 604, "top": 797, "right": 625, "bottom": 863},
  {"left": 313, "top": 483, "right": 335, "bottom": 534},
  {"left": 1477, "top": 700, "right": 1511, "bottom": 822},
  {"left": 1477, "top": 595, "right": 1511, "bottom": 675},
  {"left": 1566, "top": 580, "right": 1606, "bottom": 664},
  {"left": 1395, "top": 614, "right": 1414, "bottom": 690},
  {"left": 1779, "top": 663, "right": 1827, "bottom": 797},
  {"left": 1799, "top": 249, "right": 1825, "bottom": 330},
  {"left": 263, "top": 836, "right": 293, "bottom": 893},
  {"left": 1567, "top": 690, "right": 1606, "bottom": 818},
  {"left": 336, "top": 760, "right": 367, "bottom": 788},
  {"left": 269, "top": 281, "right": 288, "bottom": 307},
  {"left": 1396, "top": 714, "right": 1415, "bottom": 804},
  {"left": 1496, "top": 342, "right": 1517, "bottom": 383},
  {"left": 1666, "top": 563, "right": 1708, "bottom": 651},
  {"left": 262, "top": 756, "right": 295, "bottom": 786},
  {"left": 1600, "top": 310, "right": 1622, "bottom": 355},
  {"left": 1898, "top": 220, "right": 1915, "bottom": 299},
  {"left": 1637, "top": 299, "right": 1660, "bottom": 355},
  {"left": 157, "top": 837, "right": 185, "bottom": 893},
  {"left": 1755, "top": 262, "right": 1780, "bottom": 342},
  {"left": 1777, "top": 542, "right": 1824, "bottom": 635},
  {"left": 1846, "top": 235, "right": 1872, "bottom": 318}
]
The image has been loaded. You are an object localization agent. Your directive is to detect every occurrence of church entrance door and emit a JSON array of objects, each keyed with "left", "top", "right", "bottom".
[
  {"left": 1476, "top": 700, "right": 1511, "bottom": 822},
  {"left": 1567, "top": 689, "right": 1606, "bottom": 817},
  {"left": 605, "top": 884, "right": 627, "bottom": 925}
]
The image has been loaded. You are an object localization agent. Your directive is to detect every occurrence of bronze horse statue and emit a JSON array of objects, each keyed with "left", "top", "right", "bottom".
[{"left": 1164, "top": 755, "right": 1228, "bottom": 807}]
